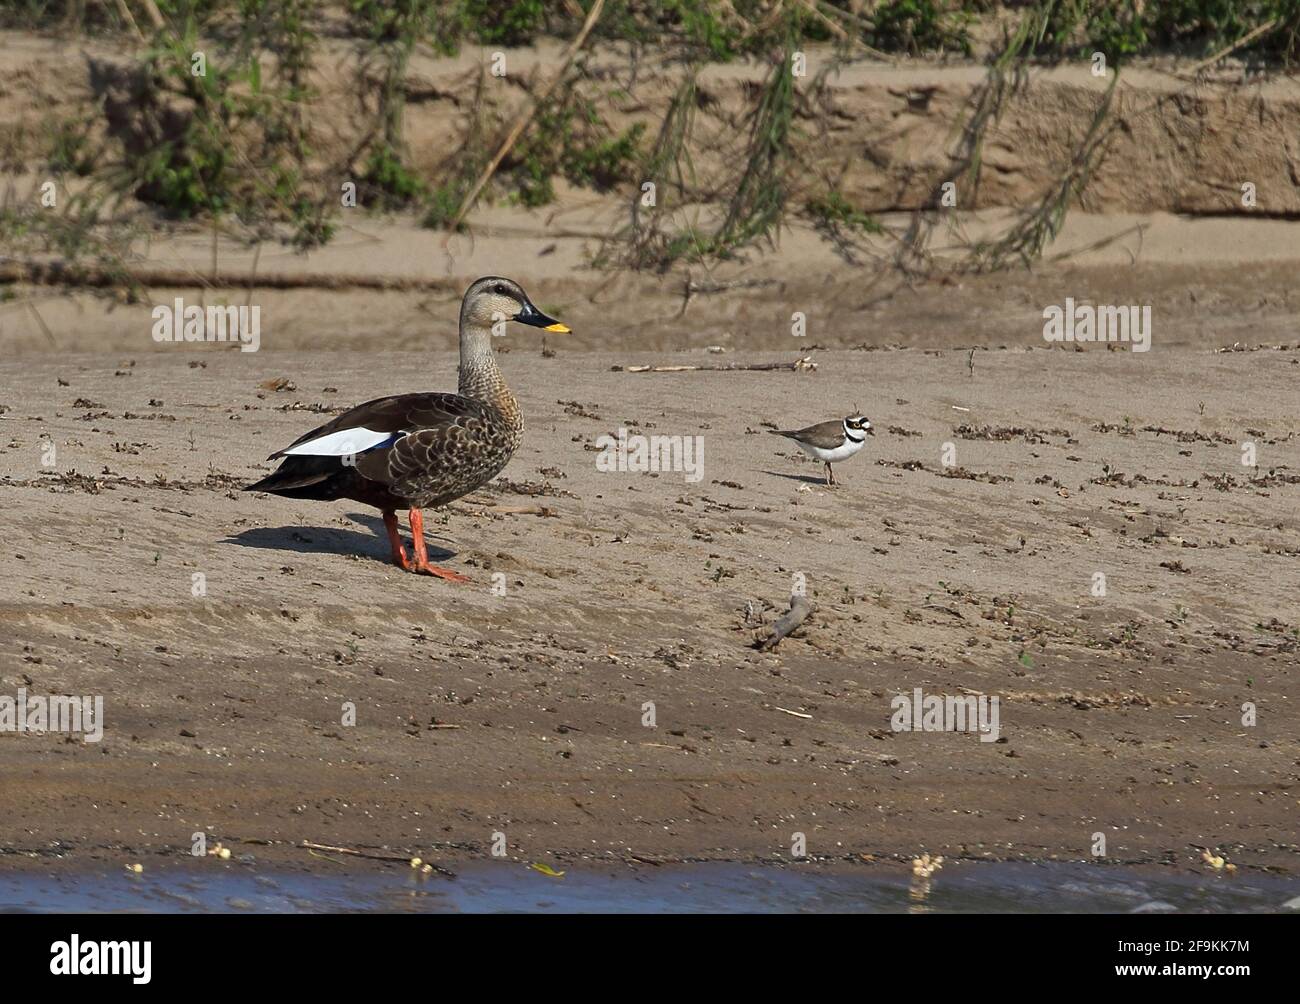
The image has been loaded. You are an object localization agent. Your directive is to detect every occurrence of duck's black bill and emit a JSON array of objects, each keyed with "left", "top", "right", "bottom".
[{"left": 515, "top": 302, "right": 570, "bottom": 333}]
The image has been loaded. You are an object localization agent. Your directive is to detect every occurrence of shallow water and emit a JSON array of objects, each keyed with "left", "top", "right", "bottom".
[{"left": 2, "top": 860, "right": 1297, "bottom": 913}]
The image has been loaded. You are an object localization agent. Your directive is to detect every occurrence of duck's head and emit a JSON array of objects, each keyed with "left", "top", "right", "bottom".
[
  {"left": 461, "top": 276, "right": 570, "bottom": 334},
  {"left": 845, "top": 415, "right": 873, "bottom": 437}
]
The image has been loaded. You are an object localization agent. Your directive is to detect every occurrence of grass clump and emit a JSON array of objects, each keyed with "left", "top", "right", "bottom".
[
  {"left": 47, "top": 114, "right": 101, "bottom": 177},
  {"left": 713, "top": 34, "right": 797, "bottom": 254},
  {"left": 461, "top": 0, "right": 549, "bottom": 46},
  {"left": 507, "top": 84, "right": 646, "bottom": 207},
  {"left": 807, "top": 192, "right": 883, "bottom": 235},
  {"left": 120, "top": 6, "right": 337, "bottom": 248},
  {"left": 349, "top": 0, "right": 446, "bottom": 209},
  {"left": 870, "top": 0, "right": 977, "bottom": 55},
  {"left": 1041, "top": 1, "right": 1300, "bottom": 67},
  {"left": 129, "top": 20, "right": 245, "bottom": 219}
]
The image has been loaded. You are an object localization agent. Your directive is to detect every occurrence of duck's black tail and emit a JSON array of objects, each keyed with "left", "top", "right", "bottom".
[{"left": 243, "top": 456, "right": 347, "bottom": 500}]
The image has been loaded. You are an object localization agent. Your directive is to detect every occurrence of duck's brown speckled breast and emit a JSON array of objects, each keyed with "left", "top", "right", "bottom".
[
  {"left": 399, "top": 366, "right": 524, "bottom": 509},
  {"left": 404, "top": 408, "right": 522, "bottom": 509}
]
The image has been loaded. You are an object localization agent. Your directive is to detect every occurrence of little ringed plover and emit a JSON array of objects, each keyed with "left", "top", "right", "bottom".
[{"left": 769, "top": 415, "right": 873, "bottom": 486}]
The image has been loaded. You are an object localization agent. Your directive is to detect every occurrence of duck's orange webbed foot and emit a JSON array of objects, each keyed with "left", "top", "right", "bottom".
[
  {"left": 415, "top": 563, "right": 471, "bottom": 583},
  {"left": 408, "top": 508, "right": 470, "bottom": 584}
]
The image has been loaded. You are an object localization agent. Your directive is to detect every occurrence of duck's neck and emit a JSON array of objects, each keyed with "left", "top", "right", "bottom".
[{"left": 458, "top": 325, "right": 522, "bottom": 431}]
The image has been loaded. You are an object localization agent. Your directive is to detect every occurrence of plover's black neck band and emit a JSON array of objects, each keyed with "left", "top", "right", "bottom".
[{"left": 844, "top": 429, "right": 866, "bottom": 444}]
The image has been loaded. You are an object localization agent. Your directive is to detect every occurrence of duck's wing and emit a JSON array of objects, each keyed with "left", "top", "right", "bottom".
[
  {"left": 269, "top": 393, "right": 492, "bottom": 461},
  {"left": 247, "top": 393, "right": 505, "bottom": 501},
  {"left": 362, "top": 397, "right": 510, "bottom": 496}
]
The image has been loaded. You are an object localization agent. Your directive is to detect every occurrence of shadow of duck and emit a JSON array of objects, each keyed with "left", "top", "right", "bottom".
[{"left": 223, "top": 512, "right": 458, "bottom": 564}]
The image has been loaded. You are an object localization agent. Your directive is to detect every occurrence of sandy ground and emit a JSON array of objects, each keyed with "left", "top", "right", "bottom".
[
  {"left": 3, "top": 24, "right": 1300, "bottom": 882},
  {"left": 1, "top": 336, "right": 1297, "bottom": 875}
]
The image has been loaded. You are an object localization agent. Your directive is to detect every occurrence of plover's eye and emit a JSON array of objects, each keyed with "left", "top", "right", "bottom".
[{"left": 494, "top": 284, "right": 507, "bottom": 295}]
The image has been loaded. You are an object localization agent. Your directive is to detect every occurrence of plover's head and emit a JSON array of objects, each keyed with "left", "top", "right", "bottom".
[
  {"left": 845, "top": 415, "right": 873, "bottom": 437},
  {"left": 461, "top": 276, "right": 570, "bottom": 334}
]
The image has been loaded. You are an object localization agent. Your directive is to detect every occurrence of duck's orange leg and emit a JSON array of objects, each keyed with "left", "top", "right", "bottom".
[
  {"left": 383, "top": 510, "right": 415, "bottom": 571},
  {"left": 409, "top": 508, "right": 470, "bottom": 583}
]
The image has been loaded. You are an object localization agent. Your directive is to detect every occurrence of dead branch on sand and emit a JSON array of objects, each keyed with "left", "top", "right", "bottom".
[
  {"left": 613, "top": 356, "right": 817, "bottom": 374},
  {"left": 300, "top": 840, "right": 455, "bottom": 877},
  {"left": 757, "top": 594, "right": 814, "bottom": 651},
  {"left": 452, "top": 503, "right": 559, "bottom": 518}
]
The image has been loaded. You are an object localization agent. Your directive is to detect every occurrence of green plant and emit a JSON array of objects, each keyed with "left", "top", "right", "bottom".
[
  {"left": 132, "top": 25, "right": 247, "bottom": 218},
  {"left": 713, "top": 23, "right": 798, "bottom": 255},
  {"left": 967, "top": 68, "right": 1119, "bottom": 271},
  {"left": 358, "top": 143, "right": 428, "bottom": 209},
  {"left": 870, "top": 0, "right": 975, "bottom": 55},
  {"left": 569, "top": 122, "right": 647, "bottom": 189},
  {"left": 347, "top": 0, "right": 456, "bottom": 50},
  {"left": 421, "top": 66, "right": 492, "bottom": 229},
  {"left": 1151, "top": 0, "right": 1300, "bottom": 63},
  {"left": 245, "top": 0, "right": 338, "bottom": 247},
  {"left": 422, "top": 182, "right": 468, "bottom": 230},
  {"left": 115, "top": 6, "right": 339, "bottom": 248},
  {"left": 805, "top": 191, "right": 885, "bottom": 263},
  {"left": 664, "top": 0, "right": 746, "bottom": 60},
  {"left": 807, "top": 191, "right": 883, "bottom": 234},
  {"left": 1044, "top": 1, "right": 1148, "bottom": 61},
  {"left": 595, "top": 68, "right": 699, "bottom": 270},
  {"left": 1041, "top": 1, "right": 1300, "bottom": 66},
  {"left": 48, "top": 114, "right": 100, "bottom": 177},
  {"left": 504, "top": 82, "right": 645, "bottom": 207},
  {"left": 0, "top": 184, "right": 143, "bottom": 297},
  {"left": 349, "top": 1, "right": 444, "bottom": 208},
  {"left": 462, "top": 0, "right": 548, "bottom": 46}
]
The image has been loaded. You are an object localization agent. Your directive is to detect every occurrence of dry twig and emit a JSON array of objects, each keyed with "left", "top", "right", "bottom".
[
  {"left": 613, "top": 357, "right": 817, "bottom": 374},
  {"left": 300, "top": 840, "right": 455, "bottom": 877}
]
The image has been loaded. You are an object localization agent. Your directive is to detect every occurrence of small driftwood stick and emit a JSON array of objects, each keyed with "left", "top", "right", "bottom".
[
  {"left": 300, "top": 840, "right": 455, "bottom": 877},
  {"left": 452, "top": 503, "right": 559, "bottom": 517},
  {"left": 758, "top": 594, "right": 814, "bottom": 651},
  {"left": 614, "top": 356, "right": 817, "bottom": 374}
]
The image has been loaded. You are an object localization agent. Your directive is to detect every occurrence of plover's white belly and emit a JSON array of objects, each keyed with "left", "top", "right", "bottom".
[{"left": 797, "top": 439, "right": 863, "bottom": 463}]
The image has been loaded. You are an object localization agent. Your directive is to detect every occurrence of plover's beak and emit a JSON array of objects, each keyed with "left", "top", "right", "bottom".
[
  {"left": 515, "top": 301, "right": 570, "bottom": 333},
  {"left": 866, "top": 425, "right": 875, "bottom": 436}
]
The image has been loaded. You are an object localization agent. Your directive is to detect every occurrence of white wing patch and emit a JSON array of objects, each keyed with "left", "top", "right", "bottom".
[{"left": 282, "top": 427, "right": 401, "bottom": 457}]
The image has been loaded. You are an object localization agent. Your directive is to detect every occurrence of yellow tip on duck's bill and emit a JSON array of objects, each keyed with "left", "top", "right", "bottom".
[{"left": 544, "top": 322, "right": 571, "bottom": 333}]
